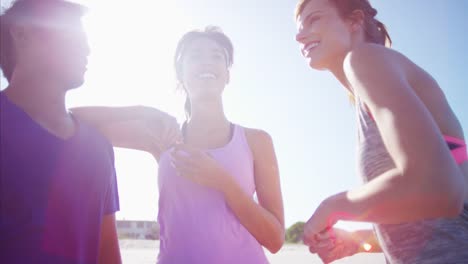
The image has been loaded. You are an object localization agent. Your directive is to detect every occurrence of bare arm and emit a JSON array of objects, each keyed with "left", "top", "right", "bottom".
[
  {"left": 71, "top": 106, "right": 152, "bottom": 127},
  {"left": 71, "top": 106, "right": 181, "bottom": 160},
  {"left": 98, "top": 214, "right": 121, "bottom": 264},
  {"left": 171, "top": 130, "right": 283, "bottom": 253},
  {"left": 328, "top": 45, "right": 465, "bottom": 224},
  {"left": 171, "top": 129, "right": 285, "bottom": 253},
  {"left": 222, "top": 129, "right": 285, "bottom": 253}
]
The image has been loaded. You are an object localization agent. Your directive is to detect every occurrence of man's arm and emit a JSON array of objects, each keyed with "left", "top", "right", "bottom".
[
  {"left": 72, "top": 106, "right": 181, "bottom": 160},
  {"left": 98, "top": 214, "right": 121, "bottom": 264}
]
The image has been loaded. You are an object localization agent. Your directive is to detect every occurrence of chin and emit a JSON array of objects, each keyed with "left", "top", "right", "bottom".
[
  {"left": 65, "top": 77, "right": 86, "bottom": 90},
  {"left": 308, "top": 60, "right": 326, "bottom": 71},
  {"left": 307, "top": 56, "right": 331, "bottom": 71}
]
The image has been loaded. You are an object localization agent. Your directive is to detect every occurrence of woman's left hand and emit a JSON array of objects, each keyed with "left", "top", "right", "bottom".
[{"left": 170, "top": 144, "right": 232, "bottom": 192}]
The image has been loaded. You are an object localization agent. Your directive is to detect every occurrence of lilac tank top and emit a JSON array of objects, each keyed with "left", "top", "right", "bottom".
[
  {"left": 355, "top": 97, "right": 468, "bottom": 264},
  {"left": 157, "top": 124, "right": 269, "bottom": 264}
]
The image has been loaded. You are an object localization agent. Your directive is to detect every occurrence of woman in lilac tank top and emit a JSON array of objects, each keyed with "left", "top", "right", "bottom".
[
  {"left": 294, "top": 0, "right": 468, "bottom": 263},
  {"left": 155, "top": 26, "right": 284, "bottom": 263},
  {"left": 72, "top": 26, "right": 285, "bottom": 264}
]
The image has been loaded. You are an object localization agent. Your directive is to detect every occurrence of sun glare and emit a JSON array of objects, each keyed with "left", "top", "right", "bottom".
[
  {"left": 362, "top": 243, "right": 373, "bottom": 252},
  {"left": 69, "top": 2, "right": 194, "bottom": 221},
  {"left": 71, "top": 2, "right": 190, "bottom": 118}
]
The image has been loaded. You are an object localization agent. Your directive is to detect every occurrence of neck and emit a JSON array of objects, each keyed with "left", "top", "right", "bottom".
[
  {"left": 326, "top": 47, "right": 357, "bottom": 95},
  {"left": 329, "top": 60, "right": 351, "bottom": 91},
  {"left": 4, "top": 70, "right": 70, "bottom": 121},
  {"left": 328, "top": 37, "right": 369, "bottom": 94},
  {"left": 187, "top": 98, "right": 229, "bottom": 130}
]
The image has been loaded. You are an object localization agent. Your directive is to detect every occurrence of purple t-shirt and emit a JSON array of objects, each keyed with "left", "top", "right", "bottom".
[{"left": 0, "top": 93, "right": 119, "bottom": 264}]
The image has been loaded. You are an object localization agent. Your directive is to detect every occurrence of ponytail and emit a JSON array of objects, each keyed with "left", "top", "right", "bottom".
[
  {"left": 184, "top": 96, "right": 191, "bottom": 119},
  {"left": 375, "top": 20, "right": 392, "bottom": 47}
]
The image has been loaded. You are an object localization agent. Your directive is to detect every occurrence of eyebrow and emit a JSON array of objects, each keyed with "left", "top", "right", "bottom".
[
  {"left": 302, "top": 10, "right": 323, "bottom": 24},
  {"left": 187, "top": 48, "right": 224, "bottom": 54},
  {"left": 211, "top": 48, "right": 224, "bottom": 54}
]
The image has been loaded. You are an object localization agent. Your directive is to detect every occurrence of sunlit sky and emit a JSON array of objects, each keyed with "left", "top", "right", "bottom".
[{"left": 1, "top": 0, "right": 467, "bottom": 230}]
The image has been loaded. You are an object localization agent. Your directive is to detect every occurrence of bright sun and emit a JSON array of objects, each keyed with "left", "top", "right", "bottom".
[
  {"left": 71, "top": 1, "right": 190, "bottom": 118},
  {"left": 68, "top": 1, "right": 194, "bottom": 221}
]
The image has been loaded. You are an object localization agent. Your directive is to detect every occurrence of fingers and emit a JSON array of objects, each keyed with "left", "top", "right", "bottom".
[
  {"left": 318, "top": 251, "right": 337, "bottom": 264},
  {"left": 170, "top": 155, "right": 199, "bottom": 180},
  {"left": 142, "top": 119, "right": 176, "bottom": 154},
  {"left": 312, "top": 245, "right": 339, "bottom": 262},
  {"left": 317, "top": 228, "right": 334, "bottom": 240},
  {"left": 302, "top": 236, "right": 312, "bottom": 246},
  {"left": 173, "top": 144, "right": 202, "bottom": 155},
  {"left": 305, "top": 226, "right": 358, "bottom": 263},
  {"left": 309, "top": 245, "right": 318, "bottom": 254},
  {"left": 171, "top": 148, "right": 193, "bottom": 161},
  {"left": 303, "top": 229, "right": 328, "bottom": 246},
  {"left": 147, "top": 134, "right": 165, "bottom": 152},
  {"left": 317, "top": 239, "right": 336, "bottom": 249},
  {"left": 305, "top": 230, "right": 338, "bottom": 256},
  {"left": 318, "top": 243, "right": 349, "bottom": 264},
  {"left": 165, "top": 118, "right": 183, "bottom": 142},
  {"left": 316, "top": 243, "right": 337, "bottom": 257},
  {"left": 170, "top": 147, "right": 205, "bottom": 183},
  {"left": 302, "top": 231, "right": 315, "bottom": 245},
  {"left": 175, "top": 165, "right": 198, "bottom": 180},
  {"left": 170, "top": 150, "right": 197, "bottom": 169},
  {"left": 151, "top": 146, "right": 163, "bottom": 161},
  {"left": 307, "top": 238, "right": 336, "bottom": 254},
  {"left": 160, "top": 116, "right": 182, "bottom": 147}
]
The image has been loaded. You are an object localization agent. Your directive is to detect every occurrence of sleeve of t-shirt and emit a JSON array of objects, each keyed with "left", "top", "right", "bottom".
[{"left": 104, "top": 145, "right": 120, "bottom": 215}]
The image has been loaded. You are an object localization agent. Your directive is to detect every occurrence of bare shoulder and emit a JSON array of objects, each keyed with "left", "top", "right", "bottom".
[
  {"left": 242, "top": 126, "right": 274, "bottom": 156},
  {"left": 342, "top": 43, "right": 417, "bottom": 102},
  {"left": 242, "top": 126, "right": 280, "bottom": 180},
  {"left": 243, "top": 126, "right": 271, "bottom": 140},
  {"left": 343, "top": 43, "right": 407, "bottom": 75}
]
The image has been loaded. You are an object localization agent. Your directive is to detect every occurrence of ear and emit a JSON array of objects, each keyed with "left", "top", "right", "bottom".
[{"left": 347, "top": 10, "right": 365, "bottom": 32}]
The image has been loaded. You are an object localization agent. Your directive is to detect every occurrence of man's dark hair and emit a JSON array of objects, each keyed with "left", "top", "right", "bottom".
[{"left": 0, "top": 0, "right": 87, "bottom": 81}]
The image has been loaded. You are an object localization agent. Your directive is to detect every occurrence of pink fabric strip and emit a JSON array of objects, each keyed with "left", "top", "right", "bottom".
[
  {"left": 444, "top": 135, "right": 467, "bottom": 165},
  {"left": 444, "top": 135, "right": 467, "bottom": 145}
]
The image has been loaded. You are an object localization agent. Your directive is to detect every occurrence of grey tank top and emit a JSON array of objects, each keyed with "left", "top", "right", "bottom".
[{"left": 355, "top": 97, "right": 468, "bottom": 264}]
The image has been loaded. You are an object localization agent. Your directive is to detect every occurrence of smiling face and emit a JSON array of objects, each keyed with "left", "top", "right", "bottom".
[
  {"left": 179, "top": 37, "right": 230, "bottom": 103},
  {"left": 295, "top": 0, "right": 354, "bottom": 70}
]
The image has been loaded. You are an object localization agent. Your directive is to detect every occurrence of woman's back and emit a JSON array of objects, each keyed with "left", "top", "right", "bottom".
[
  {"left": 355, "top": 46, "right": 468, "bottom": 263},
  {"left": 395, "top": 48, "right": 468, "bottom": 197},
  {"left": 356, "top": 93, "right": 468, "bottom": 263},
  {"left": 354, "top": 45, "right": 468, "bottom": 198}
]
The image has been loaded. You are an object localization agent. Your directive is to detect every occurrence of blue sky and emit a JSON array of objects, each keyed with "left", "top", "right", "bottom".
[{"left": 1, "top": 0, "right": 466, "bottom": 229}]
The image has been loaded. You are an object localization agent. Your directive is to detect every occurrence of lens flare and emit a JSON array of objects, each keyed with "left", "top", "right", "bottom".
[{"left": 363, "top": 243, "right": 372, "bottom": 252}]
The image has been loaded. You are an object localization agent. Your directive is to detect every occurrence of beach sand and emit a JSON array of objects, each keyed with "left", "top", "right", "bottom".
[{"left": 119, "top": 239, "right": 386, "bottom": 264}]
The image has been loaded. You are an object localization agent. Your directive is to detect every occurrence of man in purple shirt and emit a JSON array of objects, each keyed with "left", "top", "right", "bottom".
[{"left": 0, "top": 1, "right": 121, "bottom": 263}]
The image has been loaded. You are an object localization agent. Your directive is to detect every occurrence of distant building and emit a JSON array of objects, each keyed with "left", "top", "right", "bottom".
[{"left": 116, "top": 220, "right": 159, "bottom": 240}]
